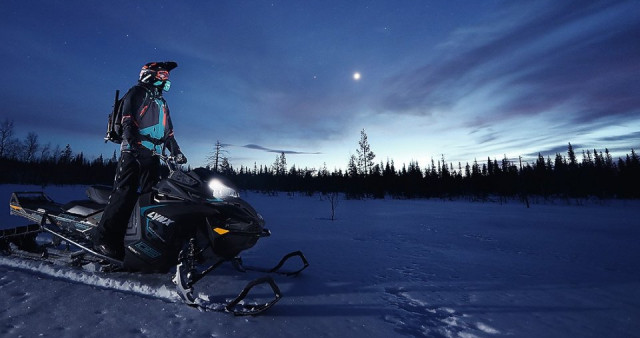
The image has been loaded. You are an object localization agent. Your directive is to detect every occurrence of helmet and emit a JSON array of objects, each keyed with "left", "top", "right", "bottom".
[{"left": 139, "top": 61, "right": 178, "bottom": 91}]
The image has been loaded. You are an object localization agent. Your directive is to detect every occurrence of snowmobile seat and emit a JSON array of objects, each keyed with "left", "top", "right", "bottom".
[
  {"left": 62, "top": 200, "right": 104, "bottom": 217},
  {"left": 86, "top": 185, "right": 111, "bottom": 205}
]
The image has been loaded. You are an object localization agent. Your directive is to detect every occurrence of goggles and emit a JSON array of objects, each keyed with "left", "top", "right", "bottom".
[{"left": 155, "top": 70, "right": 170, "bottom": 81}]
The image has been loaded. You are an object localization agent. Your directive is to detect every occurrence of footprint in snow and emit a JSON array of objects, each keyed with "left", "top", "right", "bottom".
[{"left": 383, "top": 286, "right": 500, "bottom": 337}]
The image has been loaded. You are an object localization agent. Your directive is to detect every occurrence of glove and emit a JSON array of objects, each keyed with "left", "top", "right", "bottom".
[{"left": 175, "top": 153, "right": 187, "bottom": 164}]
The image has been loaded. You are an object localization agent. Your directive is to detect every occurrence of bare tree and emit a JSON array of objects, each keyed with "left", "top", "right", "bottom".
[
  {"left": 40, "top": 142, "right": 51, "bottom": 161},
  {"left": 207, "top": 140, "right": 227, "bottom": 172},
  {"left": 0, "top": 118, "right": 16, "bottom": 158},
  {"left": 51, "top": 144, "right": 61, "bottom": 163},
  {"left": 328, "top": 192, "right": 340, "bottom": 221},
  {"left": 23, "top": 132, "right": 39, "bottom": 162}
]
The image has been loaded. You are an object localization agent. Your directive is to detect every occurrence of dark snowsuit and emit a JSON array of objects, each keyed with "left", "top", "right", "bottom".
[{"left": 95, "top": 82, "right": 181, "bottom": 252}]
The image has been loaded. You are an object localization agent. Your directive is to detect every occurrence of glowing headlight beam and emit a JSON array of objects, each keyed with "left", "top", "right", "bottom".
[{"left": 208, "top": 178, "right": 240, "bottom": 199}]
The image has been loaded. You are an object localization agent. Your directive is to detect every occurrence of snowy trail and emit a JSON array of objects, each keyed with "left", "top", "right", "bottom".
[{"left": 0, "top": 255, "right": 180, "bottom": 304}]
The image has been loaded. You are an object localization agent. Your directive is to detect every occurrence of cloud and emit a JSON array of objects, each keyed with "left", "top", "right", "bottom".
[
  {"left": 378, "top": 0, "right": 640, "bottom": 128},
  {"left": 523, "top": 144, "right": 576, "bottom": 159},
  {"left": 240, "top": 144, "right": 322, "bottom": 155},
  {"left": 597, "top": 131, "right": 640, "bottom": 143}
]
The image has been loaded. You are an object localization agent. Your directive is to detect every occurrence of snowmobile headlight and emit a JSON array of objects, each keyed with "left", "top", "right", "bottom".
[{"left": 208, "top": 178, "right": 240, "bottom": 199}]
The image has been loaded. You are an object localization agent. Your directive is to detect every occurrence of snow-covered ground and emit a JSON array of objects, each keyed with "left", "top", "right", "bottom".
[{"left": 1, "top": 184, "right": 639, "bottom": 337}]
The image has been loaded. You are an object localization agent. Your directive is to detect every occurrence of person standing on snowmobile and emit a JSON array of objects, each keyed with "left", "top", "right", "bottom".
[{"left": 94, "top": 61, "right": 187, "bottom": 259}]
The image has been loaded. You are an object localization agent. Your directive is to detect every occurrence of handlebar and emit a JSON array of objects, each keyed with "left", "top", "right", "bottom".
[{"left": 153, "top": 151, "right": 179, "bottom": 172}]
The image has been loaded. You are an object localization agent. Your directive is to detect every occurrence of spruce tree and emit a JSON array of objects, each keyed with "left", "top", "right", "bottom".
[
  {"left": 567, "top": 143, "right": 577, "bottom": 167},
  {"left": 356, "top": 129, "right": 375, "bottom": 175},
  {"left": 60, "top": 144, "right": 73, "bottom": 163}
]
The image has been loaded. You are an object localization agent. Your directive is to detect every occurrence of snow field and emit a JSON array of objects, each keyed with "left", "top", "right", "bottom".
[{"left": 1, "top": 185, "right": 639, "bottom": 337}]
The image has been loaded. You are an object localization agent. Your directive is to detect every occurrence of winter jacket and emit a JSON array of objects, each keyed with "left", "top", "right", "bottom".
[{"left": 120, "top": 83, "right": 181, "bottom": 156}]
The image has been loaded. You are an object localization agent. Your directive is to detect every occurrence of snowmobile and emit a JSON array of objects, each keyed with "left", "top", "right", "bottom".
[{"left": 1, "top": 154, "right": 308, "bottom": 315}]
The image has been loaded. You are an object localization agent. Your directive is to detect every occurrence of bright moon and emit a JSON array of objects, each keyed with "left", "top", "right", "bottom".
[{"left": 353, "top": 72, "right": 361, "bottom": 80}]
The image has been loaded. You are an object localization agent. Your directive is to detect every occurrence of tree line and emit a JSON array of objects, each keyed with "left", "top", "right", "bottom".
[
  {"left": 209, "top": 130, "right": 640, "bottom": 200},
  {"left": 221, "top": 143, "right": 640, "bottom": 200},
  {"left": 1, "top": 119, "right": 638, "bottom": 199},
  {"left": 0, "top": 119, "right": 118, "bottom": 185}
]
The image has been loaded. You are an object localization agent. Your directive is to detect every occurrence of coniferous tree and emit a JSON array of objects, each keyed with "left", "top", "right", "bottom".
[
  {"left": 272, "top": 152, "right": 287, "bottom": 176},
  {"left": 319, "top": 162, "right": 329, "bottom": 177},
  {"left": 567, "top": 143, "right": 577, "bottom": 168},
  {"left": 630, "top": 149, "right": 639, "bottom": 167},
  {"left": 604, "top": 148, "right": 614, "bottom": 170},
  {"left": 501, "top": 155, "right": 510, "bottom": 173},
  {"left": 356, "top": 129, "right": 375, "bottom": 175},
  {"left": 347, "top": 154, "right": 358, "bottom": 177},
  {"left": 60, "top": 144, "right": 73, "bottom": 163},
  {"left": 94, "top": 154, "right": 104, "bottom": 166},
  {"left": 441, "top": 155, "right": 450, "bottom": 179},
  {"left": 471, "top": 159, "right": 480, "bottom": 178},
  {"left": 220, "top": 157, "right": 232, "bottom": 175}
]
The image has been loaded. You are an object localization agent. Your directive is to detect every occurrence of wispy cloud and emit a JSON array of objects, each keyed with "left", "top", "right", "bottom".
[
  {"left": 596, "top": 131, "right": 640, "bottom": 144},
  {"left": 239, "top": 144, "right": 322, "bottom": 155},
  {"left": 378, "top": 0, "right": 640, "bottom": 128},
  {"left": 523, "top": 144, "right": 577, "bottom": 159}
]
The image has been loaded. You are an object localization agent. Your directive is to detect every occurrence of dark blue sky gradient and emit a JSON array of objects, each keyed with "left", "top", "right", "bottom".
[{"left": 1, "top": 0, "right": 638, "bottom": 170}]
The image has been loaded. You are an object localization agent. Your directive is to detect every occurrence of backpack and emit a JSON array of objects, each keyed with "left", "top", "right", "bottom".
[
  {"left": 104, "top": 85, "right": 152, "bottom": 144},
  {"left": 104, "top": 89, "right": 124, "bottom": 144}
]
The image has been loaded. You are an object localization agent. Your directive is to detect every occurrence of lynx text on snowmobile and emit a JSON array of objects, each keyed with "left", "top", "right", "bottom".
[{"left": 1, "top": 153, "right": 308, "bottom": 316}]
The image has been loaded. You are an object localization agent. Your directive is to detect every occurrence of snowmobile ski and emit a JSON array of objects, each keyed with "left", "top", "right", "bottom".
[
  {"left": 172, "top": 238, "right": 300, "bottom": 316},
  {"left": 232, "top": 250, "right": 309, "bottom": 276},
  {"left": 175, "top": 259, "right": 282, "bottom": 316}
]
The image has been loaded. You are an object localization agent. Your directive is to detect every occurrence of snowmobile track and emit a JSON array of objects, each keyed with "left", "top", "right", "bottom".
[{"left": 0, "top": 254, "right": 180, "bottom": 304}]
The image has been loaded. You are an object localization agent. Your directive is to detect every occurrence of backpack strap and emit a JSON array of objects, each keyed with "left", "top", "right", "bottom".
[
  {"left": 133, "top": 85, "right": 168, "bottom": 148},
  {"left": 134, "top": 84, "right": 161, "bottom": 119}
]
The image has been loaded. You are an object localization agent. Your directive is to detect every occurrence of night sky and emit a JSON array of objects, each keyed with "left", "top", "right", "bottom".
[{"left": 2, "top": 0, "right": 638, "bottom": 171}]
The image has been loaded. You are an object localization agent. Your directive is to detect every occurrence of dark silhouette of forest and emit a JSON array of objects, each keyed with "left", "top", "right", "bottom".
[
  {"left": 1, "top": 120, "right": 638, "bottom": 199},
  {"left": 228, "top": 143, "right": 640, "bottom": 200},
  {"left": 0, "top": 144, "right": 118, "bottom": 186}
]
